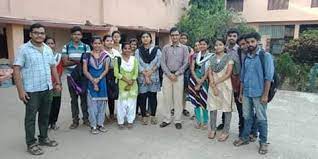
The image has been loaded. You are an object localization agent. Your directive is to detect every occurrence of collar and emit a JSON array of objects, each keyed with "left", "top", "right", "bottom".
[
  {"left": 69, "top": 40, "right": 84, "bottom": 47},
  {"left": 26, "top": 40, "right": 44, "bottom": 48},
  {"left": 170, "top": 43, "right": 181, "bottom": 47},
  {"left": 226, "top": 44, "right": 239, "bottom": 51},
  {"left": 247, "top": 47, "right": 261, "bottom": 58}
]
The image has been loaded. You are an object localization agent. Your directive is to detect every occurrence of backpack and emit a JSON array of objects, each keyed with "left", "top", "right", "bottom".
[{"left": 259, "top": 50, "right": 279, "bottom": 103}]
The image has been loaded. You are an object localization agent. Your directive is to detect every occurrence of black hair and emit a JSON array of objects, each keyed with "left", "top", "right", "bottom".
[
  {"left": 169, "top": 27, "right": 179, "bottom": 35},
  {"left": 237, "top": 34, "right": 247, "bottom": 43},
  {"left": 29, "top": 23, "right": 45, "bottom": 32},
  {"left": 103, "top": 35, "right": 112, "bottom": 41},
  {"left": 244, "top": 32, "right": 261, "bottom": 41},
  {"left": 45, "top": 37, "right": 55, "bottom": 43},
  {"left": 227, "top": 28, "right": 240, "bottom": 37},
  {"left": 199, "top": 38, "right": 209, "bottom": 45},
  {"left": 214, "top": 38, "right": 226, "bottom": 45},
  {"left": 91, "top": 36, "right": 103, "bottom": 44},
  {"left": 129, "top": 38, "right": 138, "bottom": 44},
  {"left": 112, "top": 31, "right": 121, "bottom": 37},
  {"left": 180, "top": 32, "right": 189, "bottom": 39},
  {"left": 70, "top": 26, "right": 82, "bottom": 34},
  {"left": 121, "top": 42, "right": 131, "bottom": 50},
  {"left": 140, "top": 32, "right": 152, "bottom": 44}
]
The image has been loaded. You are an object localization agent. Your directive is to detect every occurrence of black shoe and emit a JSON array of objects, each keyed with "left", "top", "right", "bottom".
[
  {"left": 50, "top": 123, "right": 59, "bottom": 130},
  {"left": 69, "top": 122, "right": 79, "bottom": 129},
  {"left": 170, "top": 109, "right": 174, "bottom": 116},
  {"left": 175, "top": 123, "right": 182, "bottom": 129},
  {"left": 159, "top": 122, "right": 170, "bottom": 128},
  {"left": 217, "top": 123, "right": 224, "bottom": 130},
  {"left": 39, "top": 138, "right": 58, "bottom": 147},
  {"left": 183, "top": 109, "right": 190, "bottom": 117},
  {"left": 83, "top": 120, "right": 90, "bottom": 127}
]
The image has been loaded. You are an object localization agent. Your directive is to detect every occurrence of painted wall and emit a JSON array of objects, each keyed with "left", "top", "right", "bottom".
[{"left": 242, "top": 0, "right": 318, "bottom": 23}]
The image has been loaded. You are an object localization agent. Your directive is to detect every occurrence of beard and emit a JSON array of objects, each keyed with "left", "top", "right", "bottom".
[{"left": 248, "top": 46, "right": 257, "bottom": 52}]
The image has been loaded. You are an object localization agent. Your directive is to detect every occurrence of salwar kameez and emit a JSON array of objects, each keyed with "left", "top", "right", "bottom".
[{"left": 114, "top": 56, "right": 138, "bottom": 124}]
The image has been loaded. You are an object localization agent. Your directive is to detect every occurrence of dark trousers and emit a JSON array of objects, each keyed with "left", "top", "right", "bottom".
[
  {"left": 67, "top": 80, "right": 88, "bottom": 122},
  {"left": 25, "top": 90, "right": 52, "bottom": 146},
  {"left": 139, "top": 92, "right": 157, "bottom": 117},
  {"left": 221, "top": 92, "right": 258, "bottom": 137},
  {"left": 136, "top": 95, "right": 141, "bottom": 114},
  {"left": 49, "top": 96, "right": 61, "bottom": 125},
  {"left": 108, "top": 98, "right": 115, "bottom": 115}
]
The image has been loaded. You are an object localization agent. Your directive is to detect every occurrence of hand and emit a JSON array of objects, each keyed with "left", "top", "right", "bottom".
[
  {"left": 169, "top": 74, "right": 177, "bottom": 82},
  {"left": 54, "top": 84, "right": 62, "bottom": 93},
  {"left": 124, "top": 85, "right": 132, "bottom": 91},
  {"left": 18, "top": 90, "right": 30, "bottom": 104},
  {"left": 127, "top": 79, "right": 134, "bottom": 85},
  {"left": 212, "top": 87, "right": 219, "bottom": 96},
  {"left": 194, "top": 84, "right": 201, "bottom": 91},
  {"left": 260, "top": 94, "right": 268, "bottom": 104},
  {"left": 93, "top": 84, "right": 99, "bottom": 92},
  {"left": 197, "top": 79, "right": 204, "bottom": 85},
  {"left": 93, "top": 78, "right": 100, "bottom": 85},
  {"left": 145, "top": 77, "right": 152, "bottom": 84},
  {"left": 238, "top": 93, "right": 243, "bottom": 103}
]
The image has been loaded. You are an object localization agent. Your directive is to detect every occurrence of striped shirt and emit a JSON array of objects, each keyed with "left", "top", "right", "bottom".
[
  {"left": 62, "top": 41, "right": 91, "bottom": 74},
  {"left": 14, "top": 41, "right": 56, "bottom": 92}
]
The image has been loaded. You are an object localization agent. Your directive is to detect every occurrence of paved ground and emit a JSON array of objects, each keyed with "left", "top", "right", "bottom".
[{"left": 0, "top": 82, "right": 318, "bottom": 159}]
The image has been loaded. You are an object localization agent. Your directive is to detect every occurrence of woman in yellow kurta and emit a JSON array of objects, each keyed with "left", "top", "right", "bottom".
[
  {"left": 114, "top": 42, "right": 138, "bottom": 129},
  {"left": 207, "top": 38, "right": 235, "bottom": 142}
]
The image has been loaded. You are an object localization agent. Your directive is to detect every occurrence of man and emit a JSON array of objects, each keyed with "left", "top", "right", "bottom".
[
  {"left": 177, "top": 32, "right": 192, "bottom": 117},
  {"left": 13, "top": 23, "right": 61, "bottom": 155},
  {"left": 233, "top": 32, "right": 274, "bottom": 155},
  {"left": 62, "top": 26, "right": 91, "bottom": 129},
  {"left": 160, "top": 27, "right": 189, "bottom": 129},
  {"left": 129, "top": 38, "right": 138, "bottom": 55},
  {"left": 217, "top": 28, "right": 240, "bottom": 130}
]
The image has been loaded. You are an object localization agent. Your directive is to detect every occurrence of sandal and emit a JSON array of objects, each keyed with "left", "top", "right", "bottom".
[
  {"left": 195, "top": 122, "right": 201, "bottom": 129},
  {"left": 218, "top": 133, "right": 229, "bottom": 142},
  {"left": 150, "top": 116, "right": 158, "bottom": 125},
  {"left": 39, "top": 138, "right": 58, "bottom": 147},
  {"left": 142, "top": 117, "right": 148, "bottom": 125},
  {"left": 208, "top": 131, "right": 216, "bottom": 139},
  {"left": 233, "top": 139, "right": 249, "bottom": 147},
  {"left": 249, "top": 134, "right": 257, "bottom": 142},
  {"left": 201, "top": 124, "right": 208, "bottom": 130},
  {"left": 27, "top": 144, "right": 44, "bottom": 156},
  {"left": 183, "top": 109, "right": 190, "bottom": 117},
  {"left": 118, "top": 124, "right": 125, "bottom": 130},
  {"left": 127, "top": 123, "right": 133, "bottom": 129},
  {"left": 259, "top": 143, "right": 268, "bottom": 155}
]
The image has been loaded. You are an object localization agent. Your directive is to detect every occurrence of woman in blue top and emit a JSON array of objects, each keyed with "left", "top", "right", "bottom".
[
  {"left": 83, "top": 36, "right": 110, "bottom": 134},
  {"left": 135, "top": 32, "right": 162, "bottom": 125}
]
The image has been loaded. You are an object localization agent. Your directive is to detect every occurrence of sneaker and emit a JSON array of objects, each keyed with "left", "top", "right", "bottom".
[
  {"left": 83, "top": 120, "right": 90, "bottom": 127},
  {"left": 97, "top": 125, "right": 108, "bottom": 133},
  {"left": 91, "top": 127, "right": 99, "bottom": 135},
  {"left": 27, "top": 143, "right": 44, "bottom": 156}
]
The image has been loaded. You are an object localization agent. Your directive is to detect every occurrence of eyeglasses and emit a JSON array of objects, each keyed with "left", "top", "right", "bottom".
[{"left": 32, "top": 31, "right": 45, "bottom": 36}]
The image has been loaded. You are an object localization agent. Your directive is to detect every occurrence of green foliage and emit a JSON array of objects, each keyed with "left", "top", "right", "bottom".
[
  {"left": 283, "top": 29, "right": 318, "bottom": 66},
  {"left": 177, "top": 0, "right": 255, "bottom": 46}
]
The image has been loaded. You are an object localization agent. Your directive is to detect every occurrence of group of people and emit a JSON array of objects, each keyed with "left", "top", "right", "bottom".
[{"left": 13, "top": 23, "right": 274, "bottom": 156}]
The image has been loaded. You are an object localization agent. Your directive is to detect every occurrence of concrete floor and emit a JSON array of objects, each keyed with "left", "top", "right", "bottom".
[{"left": 0, "top": 84, "right": 317, "bottom": 159}]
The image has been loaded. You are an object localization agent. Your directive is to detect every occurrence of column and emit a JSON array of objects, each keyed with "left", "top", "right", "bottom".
[
  {"left": 6, "top": 24, "right": 24, "bottom": 64},
  {"left": 294, "top": 24, "right": 300, "bottom": 39}
]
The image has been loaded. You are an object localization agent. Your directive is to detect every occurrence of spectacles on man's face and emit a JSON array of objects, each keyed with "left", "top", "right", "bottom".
[{"left": 32, "top": 31, "right": 45, "bottom": 36}]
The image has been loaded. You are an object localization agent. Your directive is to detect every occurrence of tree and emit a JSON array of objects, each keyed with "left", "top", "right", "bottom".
[{"left": 176, "top": 0, "right": 255, "bottom": 45}]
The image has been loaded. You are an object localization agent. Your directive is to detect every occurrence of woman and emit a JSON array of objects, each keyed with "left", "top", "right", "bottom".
[
  {"left": 114, "top": 42, "right": 138, "bottom": 129},
  {"left": 112, "top": 31, "right": 122, "bottom": 53},
  {"left": 83, "top": 36, "right": 109, "bottom": 134},
  {"left": 188, "top": 39, "right": 213, "bottom": 130},
  {"left": 103, "top": 35, "right": 121, "bottom": 121},
  {"left": 135, "top": 32, "right": 161, "bottom": 125},
  {"left": 45, "top": 37, "right": 63, "bottom": 130},
  {"left": 207, "top": 38, "right": 234, "bottom": 141}
]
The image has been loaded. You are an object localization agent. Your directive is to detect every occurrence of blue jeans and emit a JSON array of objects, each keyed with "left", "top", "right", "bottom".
[{"left": 241, "top": 96, "right": 268, "bottom": 144}]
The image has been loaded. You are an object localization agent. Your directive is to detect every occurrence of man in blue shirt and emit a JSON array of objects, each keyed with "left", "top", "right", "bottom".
[
  {"left": 233, "top": 32, "right": 274, "bottom": 155},
  {"left": 62, "top": 26, "right": 91, "bottom": 129},
  {"left": 13, "top": 23, "right": 62, "bottom": 155}
]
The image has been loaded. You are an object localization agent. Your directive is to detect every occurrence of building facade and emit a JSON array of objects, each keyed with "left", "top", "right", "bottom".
[
  {"left": 0, "top": 0, "right": 188, "bottom": 63},
  {"left": 226, "top": 0, "right": 318, "bottom": 54}
]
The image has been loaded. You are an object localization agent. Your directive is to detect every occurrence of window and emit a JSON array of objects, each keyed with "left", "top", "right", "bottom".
[
  {"left": 312, "top": 0, "right": 318, "bottom": 7},
  {"left": 268, "top": 0, "right": 289, "bottom": 10},
  {"left": 226, "top": 0, "right": 244, "bottom": 12}
]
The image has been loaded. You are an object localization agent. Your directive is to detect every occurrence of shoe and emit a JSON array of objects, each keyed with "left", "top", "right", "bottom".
[
  {"left": 127, "top": 123, "right": 133, "bottom": 129},
  {"left": 190, "top": 115, "right": 195, "bottom": 120},
  {"left": 91, "top": 127, "right": 99, "bottom": 134},
  {"left": 118, "top": 124, "right": 125, "bottom": 130},
  {"left": 150, "top": 116, "right": 158, "bottom": 125},
  {"left": 39, "top": 138, "right": 59, "bottom": 147},
  {"left": 159, "top": 122, "right": 170, "bottom": 128},
  {"left": 217, "top": 123, "right": 224, "bottom": 130},
  {"left": 258, "top": 143, "right": 269, "bottom": 155},
  {"left": 142, "top": 117, "right": 149, "bottom": 125},
  {"left": 27, "top": 143, "right": 44, "bottom": 156},
  {"left": 83, "top": 120, "right": 90, "bottom": 127},
  {"left": 69, "top": 121, "right": 79, "bottom": 129},
  {"left": 97, "top": 125, "right": 108, "bottom": 133},
  {"left": 183, "top": 109, "right": 190, "bottom": 117},
  {"left": 175, "top": 123, "right": 182, "bottom": 129}
]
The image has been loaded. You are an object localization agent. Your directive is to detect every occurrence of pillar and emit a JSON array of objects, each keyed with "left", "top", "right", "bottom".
[
  {"left": 294, "top": 24, "right": 300, "bottom": 39},
  {"left": 6, "top": 24, "right": 24, "bottom": 64}
]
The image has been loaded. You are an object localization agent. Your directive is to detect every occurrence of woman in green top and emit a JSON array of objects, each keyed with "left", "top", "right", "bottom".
[{"left": 114, "top": 42, "right": 138, "bottom": 129}]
